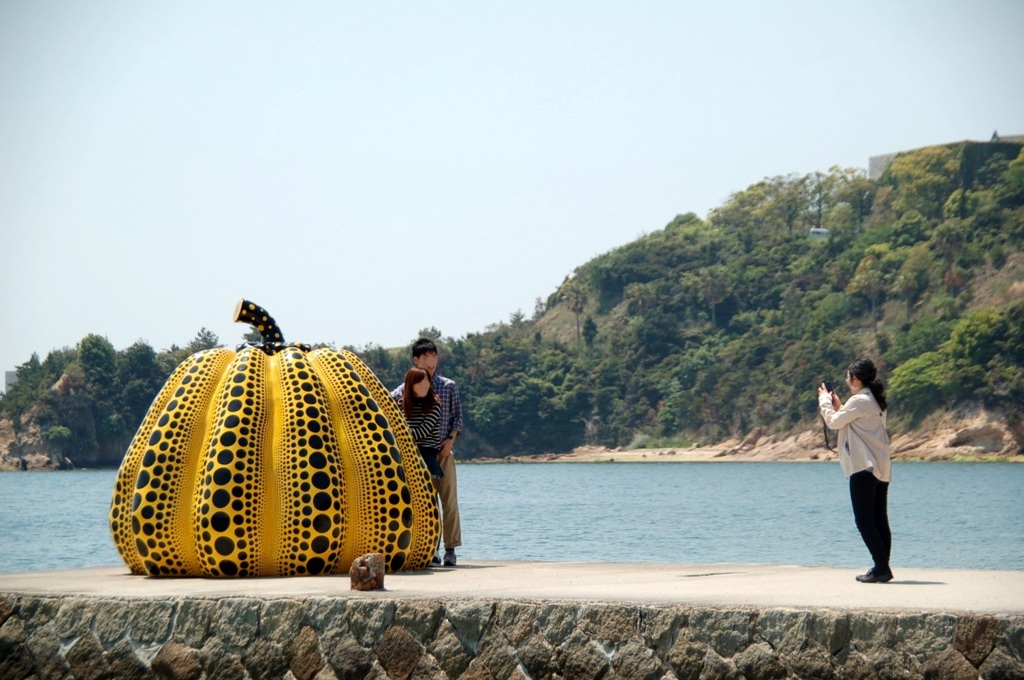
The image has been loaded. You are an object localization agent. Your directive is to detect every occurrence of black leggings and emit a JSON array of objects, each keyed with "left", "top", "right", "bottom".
[{"left": 849, "top": 470, "right": 892, "bottom": 574}]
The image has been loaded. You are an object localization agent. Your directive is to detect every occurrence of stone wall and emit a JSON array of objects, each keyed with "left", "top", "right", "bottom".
[{"left": 1, "top": 593, "right": 1022, "bottom": 679}]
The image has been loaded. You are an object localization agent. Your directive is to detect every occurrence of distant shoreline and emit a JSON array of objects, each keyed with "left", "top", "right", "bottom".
[
  {"left": 463, "top": 406, "right": 1024, "bottom": 464},
  {"left": 466, "top": 435, "right": 1023, "bottom": 465},
  {"left": 4, "top": 417, "right": 1020, "bottom": 471}
]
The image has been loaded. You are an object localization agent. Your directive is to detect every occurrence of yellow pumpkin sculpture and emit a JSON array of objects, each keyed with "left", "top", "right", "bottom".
[{"left": 109, "top": 299, "right": 440, "bottom": 577}]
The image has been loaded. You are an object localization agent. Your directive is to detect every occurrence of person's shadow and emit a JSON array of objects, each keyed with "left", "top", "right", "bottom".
[
  {"left": 395, "top": 563, "right": 501, "bottom": 577},
  {"left": 888, "top": 580, "right": 946, "bottom": 585}
]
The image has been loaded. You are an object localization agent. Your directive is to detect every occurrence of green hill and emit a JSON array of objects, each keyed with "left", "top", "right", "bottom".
[
  {"left": 3, "top": 139, "right": 1023, "bottom": 466},
  {"left": 371, "top": 140, "right": 1024, "bottom": 456}
]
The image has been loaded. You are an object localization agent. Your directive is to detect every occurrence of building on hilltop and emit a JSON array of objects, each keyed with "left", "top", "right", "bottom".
[
  {"left": 991, "top": 131, "right": 1024, "bottom": 144},
  {"left": 869, "top": 131, "right": 1023, "bottom": 180}
]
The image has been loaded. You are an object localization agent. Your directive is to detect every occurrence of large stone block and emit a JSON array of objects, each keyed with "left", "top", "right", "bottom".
[
  {"left": 92, "top": 598, "right": 132, "bottom": 645},
  {"left": 128, "top": 599, "right": 175, "bottom": 645},
  {"left": 955, "top": 615, "right": 1000, "bottom": 666},
  {"left": 394, "top": 600, "right": 446, "bottom": 643},
  {"left": 445, "top": 601, "right": 494, "bottom": 654},
  {"left": 105, "top": 638, "right": 150, "bottom": 680},
  {"left": 515, "top": 632, "right": 557, "bottom": 678},
  {"left": 151, "top": 640, "right": 202, "bottom": 680},
  {"left": 261, "top": 599, "right": 310, "bottom": 644},
  {"left": 212, "top": 598, "right": 262, "bottom": 648},
  {"left": 285, "top": 625, "right": 325, "bottom": 680},
  {"left": 0, "top": 615, "right": 33, "bottom": 680},
  {"left": 555, "top": 629, "right": 611, "bottom": 680},
  {"left": 922, "top": 646, "right": 978, "bottom": 680},
  {"left": 579, "top": 603, "right": 638, "bottom": 647},
  {"left": 242, "top": 637, "right": 289, "bottom": 680},
  {"left": 688, "top": 608, "right": 755, "bottom": 657},
  {"left": 610, "top": 638, "right": 671, "bottom": 680},
  {"left": 346, "top": 600, "right": 396, "bottom": 648},
  {"left": 428, "top": 618, "right": 473, "bottom": 679},
  {"left": 173, "top": 599, "right": 215, "bottom": 647},
  {"left": 664, "top": 628, "right": 707, "bottom": 679},
  {"left": 66, "top": 633, "right": 109, "bottom": 680},
  {"left": 375, "top": 624, "right": 423, "bottom": 680},
  {"left": 638, "top": 604, "right": 686, "bottom": 652},
  {"left": 466, "top": 628, "right": 519, "bottom": 680},
  {"left": 494, "top": 601, "right": 540, "bottom": 647}
]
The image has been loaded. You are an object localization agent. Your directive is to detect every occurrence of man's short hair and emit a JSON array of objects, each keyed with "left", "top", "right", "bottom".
[{"left": 411, "top": 338, "right": 438, "bottom": 358}]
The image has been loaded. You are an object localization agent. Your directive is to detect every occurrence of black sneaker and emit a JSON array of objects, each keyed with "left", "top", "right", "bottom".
[
  {"left": 855, "top": 568, "right": 893, "bottom": 583},
  {"left": 431, "top": 554, "right": 441, "bottom": 566},
  {"left": 443, "top": 549, "right": 457, "bottom": 567}
]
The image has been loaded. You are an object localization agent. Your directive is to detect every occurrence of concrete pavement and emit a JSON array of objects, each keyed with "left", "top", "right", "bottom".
[{"left": 2, "top": 561, "right": 1022, "bottom": 614}]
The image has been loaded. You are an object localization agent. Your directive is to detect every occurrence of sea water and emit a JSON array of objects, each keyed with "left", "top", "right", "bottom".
[{"left": 0, "top": 462, "right": 1021, "bottom": 574}]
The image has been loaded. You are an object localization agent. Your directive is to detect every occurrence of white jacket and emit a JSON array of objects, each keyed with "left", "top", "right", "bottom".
[{"left": 819, "top": 388, "right": 891, "bottom": 482}]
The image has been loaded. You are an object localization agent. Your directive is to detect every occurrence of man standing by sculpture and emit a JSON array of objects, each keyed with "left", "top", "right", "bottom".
[{"left": 392, "top": 338, "right": 464, "bottom": 566}]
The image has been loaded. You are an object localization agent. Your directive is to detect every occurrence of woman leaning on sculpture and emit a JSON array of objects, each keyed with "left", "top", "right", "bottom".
[{"left": 818, "top": 358, "right": 893, "bottom": 584}]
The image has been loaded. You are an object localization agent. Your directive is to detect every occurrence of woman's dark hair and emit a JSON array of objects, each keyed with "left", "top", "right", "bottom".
[
  {"left": 402, "top": 367, "right": 439, "bottom": 419},
  {"left": 848, "top": 358, "right": 887, "bottom": 412}
]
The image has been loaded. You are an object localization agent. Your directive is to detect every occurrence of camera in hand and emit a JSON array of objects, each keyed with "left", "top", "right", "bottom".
[{"left": 824, "top": 381, "right": 834, "bottom": 393}]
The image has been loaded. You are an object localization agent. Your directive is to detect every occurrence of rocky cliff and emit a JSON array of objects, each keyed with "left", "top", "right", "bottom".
[{"left": 0, "top": 408, "right": 72, "bottom": 471}]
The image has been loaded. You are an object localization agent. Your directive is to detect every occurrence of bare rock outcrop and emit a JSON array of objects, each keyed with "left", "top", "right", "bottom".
[
  {"left": 892, "top": 406, "right": 1022, "bottom": 460},
  {"left": 0, "top": 417, "right": 22, "bottom": 470},
  {"left": 0, "top": 408, "right": 70, "bottom": 471}
]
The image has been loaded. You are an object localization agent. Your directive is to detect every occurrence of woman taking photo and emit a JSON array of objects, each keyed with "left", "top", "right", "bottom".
[
  {"left": 401, "top": 367, "right": 445, "bottom": 482},
  {"left": 818, "top": 358, "right": 893, "bottom": 583}
]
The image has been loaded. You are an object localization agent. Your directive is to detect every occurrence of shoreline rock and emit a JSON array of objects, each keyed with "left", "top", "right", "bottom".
[{"left": 478, "top": 407, "right": 1024, "bottom": 464}]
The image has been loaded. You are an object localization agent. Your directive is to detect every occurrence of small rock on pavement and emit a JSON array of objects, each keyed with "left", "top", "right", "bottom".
[{"left": 349, "top": 553, "right": 386, "bottom": 591}]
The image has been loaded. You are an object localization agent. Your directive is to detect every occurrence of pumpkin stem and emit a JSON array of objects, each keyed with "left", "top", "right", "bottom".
[{"left": 234, "top": 299, "right": 285, "bottom": 346}]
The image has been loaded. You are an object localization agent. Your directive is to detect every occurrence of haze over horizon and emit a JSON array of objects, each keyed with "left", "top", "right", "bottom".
[{"left": 2, "top": 1, "right": 1022, "bottom": 384}]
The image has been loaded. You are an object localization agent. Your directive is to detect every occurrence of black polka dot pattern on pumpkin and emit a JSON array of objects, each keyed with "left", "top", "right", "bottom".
[
  {"left": 338, "top": 349, "right": 440, "bottom": 570},
  {"left": 115, "top": 348, "right": 235, "bottom": 576},
  {"left": 308, "top": 349, "right": 424, "bottom": 573}
]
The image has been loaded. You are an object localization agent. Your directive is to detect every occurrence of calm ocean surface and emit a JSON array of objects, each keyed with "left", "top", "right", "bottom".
[{"left": 1, "top": 462, "right": 1021, "bottom": 574}]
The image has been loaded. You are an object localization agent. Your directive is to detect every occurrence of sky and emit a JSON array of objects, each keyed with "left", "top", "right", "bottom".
[{"left": 2, "top": 1, "right": 1022, "bottom": 383}]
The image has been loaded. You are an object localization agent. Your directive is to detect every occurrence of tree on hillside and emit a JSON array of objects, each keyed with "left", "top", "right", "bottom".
[
  {"left": 416, "top": 327, "right": 444, "bottom": 343},
  {"left": 830, "top": 166, "right": 876, "bottom": 225},
  {"left": 582, "top": 317, "right": 598, "bottom": 348},
  {"left": 532, "top": 297, "right": 546, "bottom": 320},
  {"left": 186, "top": 328, "right": 221, "bottom": 353},
  {"left": 892, "top": 210, "right": 930, "bottom": 247},
  {"left": 759, "top": 174, "right": 808, "bottom": 233},
  {"left": 78, "top": 334, "right": 117, "bottom": 404},
  {"left": 932, "top": 219, "right": 967, "bottom": 296},
  {"left": 710, "top": 184, "right": 770, "bottom": 251},
  {"left": 995, "top": 148, "right": 1024, "bottom": 207},
  {"left": 886, "top": 146, "right": 959, "bottom": 220},
  {"left": 38, "top": 366, "right": 99, "bottom": 462},
  {"left": 698, "top": 266, "right": 731, "bottom": 327},
  {"left": 847, "top": 246, "right": 888, "bottom": 326},
  {"left": 888, "top": 351, "right": 949, "bottom": 419},
  {"left": 624, "top": 282, "right": 655, "bottom": 317},
  {"left": 943, "top": 308, "right": 1003, "bottom": 395},
  {"left": 561, "top": 280, "right": 588, "bottom": 349},
  {"left": 893, "top": 244, "right": 933, "bottom": 323},
  {"left": 117, "top": 341, "right": 169, "bottom": 427},
  {"left": 805, "top": 171, "right": 835, "bottom": 230}
]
